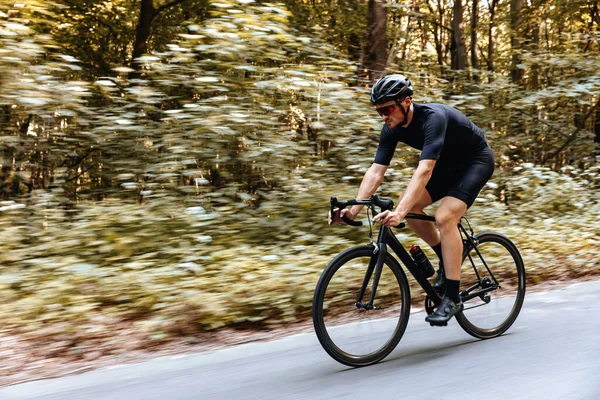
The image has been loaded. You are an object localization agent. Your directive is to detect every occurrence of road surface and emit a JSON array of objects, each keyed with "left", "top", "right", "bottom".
[{"left": 1, "top": 281, "right": 599, "bottom": 400}]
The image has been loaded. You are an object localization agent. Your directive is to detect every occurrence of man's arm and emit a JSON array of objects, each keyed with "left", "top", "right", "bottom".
[
  {"left": 372, "top": 159, "right": 436, "bottom": 227},
  {"left": 329, "top": 163, "right": 387, "bottom": 224},
  {"left": 346, "top": 163, "right": 388, "bottom": 218},
  {"left": 395, "top": 159, "right": 436, "bottom": 216}
]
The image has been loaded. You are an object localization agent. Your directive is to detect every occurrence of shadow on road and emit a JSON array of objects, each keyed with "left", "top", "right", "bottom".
[
  {"left": 323, "top": 333, "right": 517, "bottom": 375},
  {"left": 384, "top": 338, "right": 482, "bottom": 365}
]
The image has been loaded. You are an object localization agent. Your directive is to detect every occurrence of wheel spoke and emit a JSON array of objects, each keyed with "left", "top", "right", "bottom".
[
  {"left": 456, "top": 233, "right": 526, "bottom": 339},
  {"left": 312, "top": 247, "right": 410, "bottom": 367},
  {"left": 463, "top": 303, "right": 489, "bottom": 311}
]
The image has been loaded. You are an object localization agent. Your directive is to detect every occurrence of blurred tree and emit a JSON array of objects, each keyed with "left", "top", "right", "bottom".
[
  {"left": 485, "top": 0, "right": 499, "bottom": 74},
  {"left": 0, "top": 0, "right": 599, "bottom": 203},
  {"left": 451, "top": 0, "right": 467, "bottom": 70},
  {"left": 283, "top": 0, "right": 368, "bottom": 65},
  {"left": 510, "top": 0, "right": 524, "bottom": 83},
  {"left": 131, "top": 0, "right": 192, "bottom": 71},
  {"left": 361, "top": 0, "right": 388, "bottom": 82},
  {"left": 40, "top": 0, "right": 210, "bottom": 80},
  {"left": 470, "top": 0, "right": 478, "bottom": 78},
  {"left": 424, "top": 0, "right": 450, "bottom": 67}
]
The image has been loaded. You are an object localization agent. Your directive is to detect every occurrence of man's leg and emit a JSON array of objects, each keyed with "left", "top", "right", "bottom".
[
  {"left": 425, "top": 196, "right": 468, "bottom": 325},
  {"left": 403, "top": 189, "right": 439, "bottom": 246},
  {"left": 435, "top": 196, "right": 467, "bottom": 281},
  {"left": 403, "top": 189, "right": 445, "bottom": 287}
]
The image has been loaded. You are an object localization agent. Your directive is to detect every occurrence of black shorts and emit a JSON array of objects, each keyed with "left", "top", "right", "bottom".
[{"left": 425, "top": 146, "right": 495, "bottom": 208}]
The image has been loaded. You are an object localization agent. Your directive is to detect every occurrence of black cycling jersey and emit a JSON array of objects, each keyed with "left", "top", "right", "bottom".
[
  {"left": 373, "top": 103, "right": 494, "bottom": 208},
  {"left": 374, "top": 103, "right": 489, "bottom": 165}
]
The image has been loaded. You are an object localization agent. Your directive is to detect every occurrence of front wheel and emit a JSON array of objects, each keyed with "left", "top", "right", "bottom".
[
  {"left": 312, "top": 245, "right": 411, "bottom": 367},
  {"left": 456, "top": 232, "right": 526, "bottom": 339}
]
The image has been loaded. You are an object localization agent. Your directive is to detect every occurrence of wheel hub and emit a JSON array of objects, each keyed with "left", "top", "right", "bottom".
[{"left": 479, "top": 277, "right": 493, "bottom": 302}]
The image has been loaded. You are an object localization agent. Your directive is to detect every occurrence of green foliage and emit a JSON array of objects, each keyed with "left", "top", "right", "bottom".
[
  {"left": 0, "top": 165, "right": 598, "bottom": 337},
  {"left": 283, "top": 0, "right": 368, "bottom": 63}
]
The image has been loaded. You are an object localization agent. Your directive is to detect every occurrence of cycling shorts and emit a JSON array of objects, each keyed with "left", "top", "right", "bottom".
[{"left": 425, "top": 146, "right": 494, "bottom": 208}]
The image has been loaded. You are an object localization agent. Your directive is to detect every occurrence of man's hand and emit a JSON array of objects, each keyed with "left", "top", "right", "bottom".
[
  {"left": 328, "top": 208, "right": 356, "bottom": 225},
  {"left": 373, "top": 209, "right": 406, "bottom": 227}
]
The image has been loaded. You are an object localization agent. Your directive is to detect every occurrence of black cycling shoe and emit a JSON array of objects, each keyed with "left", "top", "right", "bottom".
[
  {"left": 432, "top": 267, "right": 445, "bottom": 295},
  {"left": 425, "top": 295, "right": 463, "bottom": 326}
]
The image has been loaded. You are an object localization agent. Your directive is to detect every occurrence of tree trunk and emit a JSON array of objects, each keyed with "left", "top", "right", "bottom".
[
  {"left": 131, "top": 0, "right": 156, "bottom": 68},
  {"left": 130, "top": 0, "right": 189, "bottom": 76},
  {"left": 470, "top": 0, "right": 479, "bottom": 75},
  {"left": 388, "top": 17, "right": 405, "bottom": 65},
  {"left": 583, "top": 0, "right": 598, "bottom": 52},
  {"left": 451, "top": 0, "right": 468, "bottom": 70},
  {"left": 530, "top": 19, "right": 540, "bottom": 89},
  {"left": 487, "top": 0, "right": 498, "bottom": 73},
  {"left": 427, "top": 0, "right": 444, "bottom": 66},
  {"left": 362, "top": 0, "right": 388, "bottom": 82},
  {"left": 418, "top": 18, "right": 427, "bottom": 64},
  {"left": 510, "top": 0, "right": 524, "bottom": 83},
  {"left": 438, "top": 0, "right": 450, "bottom": 65},
  {"left": 399, "top": 4, "right": 416, "bottom": 63},
  {"left": 400, "top": 13, "right": 411, "bottom": 61},
  {"left": 595, "top": 106, "right": 600, "bottom": 147}
]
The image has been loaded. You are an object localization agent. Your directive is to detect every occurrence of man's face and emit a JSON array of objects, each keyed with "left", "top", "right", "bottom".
[{"left": 375, "top": 97, "right": 410, "bottom": 128}]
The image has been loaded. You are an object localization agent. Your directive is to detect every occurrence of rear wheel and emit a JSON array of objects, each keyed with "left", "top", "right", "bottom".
[
  {"left": 312, "top": 246, "right": 411, "bottom": 367},
  {"left": 456, "top": 233, "right": 526, "bottom": 339}
]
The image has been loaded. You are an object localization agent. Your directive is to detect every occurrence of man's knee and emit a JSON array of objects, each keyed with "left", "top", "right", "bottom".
[
  {"left": 435, "top": 210, "right": 454, "bottom": 229},
  {"left": 435, "top": 208, "right": 462, "bottom": 230},
  {"left": 435, "top": 197, "right": 467, "bottom": 228}
]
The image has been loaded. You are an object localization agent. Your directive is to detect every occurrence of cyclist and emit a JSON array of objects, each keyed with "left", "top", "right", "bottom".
[{"left": 329, "top": 74, "right": 494, "bottom": 326}]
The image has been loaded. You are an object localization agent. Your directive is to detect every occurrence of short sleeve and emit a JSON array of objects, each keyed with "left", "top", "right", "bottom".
[{"left": 420, "top": 110, "right": 448, "bottom": 160}]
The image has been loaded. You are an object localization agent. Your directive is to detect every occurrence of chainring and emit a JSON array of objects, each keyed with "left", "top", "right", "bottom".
[{"left": 424, "top": 295, "right": 437, "bottom": 316}]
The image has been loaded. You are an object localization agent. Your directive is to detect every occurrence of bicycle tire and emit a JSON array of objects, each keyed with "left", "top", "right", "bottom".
[
  {"left": 312, "top": 245, "right": 411, "bottom": 367},
  {"left": 456, "top": 232, "right": 526, "bottom": 339}
]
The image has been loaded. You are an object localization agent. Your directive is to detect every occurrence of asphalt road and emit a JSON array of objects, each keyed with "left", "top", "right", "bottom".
[{"left": 2, "top": 281, "right": 599, "bottom": 400}]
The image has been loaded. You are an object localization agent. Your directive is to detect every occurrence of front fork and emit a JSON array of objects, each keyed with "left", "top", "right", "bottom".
[{"left": 356, "top": 243, "right": 387, "bottom": 310}]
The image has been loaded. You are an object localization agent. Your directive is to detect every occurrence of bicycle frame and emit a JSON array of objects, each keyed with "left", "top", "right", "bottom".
[
  {"left": 355, "top": 214, "right": 440, "bottom": 310},
  {"left": 356, "top": 213, "right": 501, "bottom": 310}
]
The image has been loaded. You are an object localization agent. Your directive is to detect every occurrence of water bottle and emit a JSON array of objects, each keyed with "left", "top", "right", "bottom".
[{"left": 409, "top": 245, "right": 435, "bottom": 278}]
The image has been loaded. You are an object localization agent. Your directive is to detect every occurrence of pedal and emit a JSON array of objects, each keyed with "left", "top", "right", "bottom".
[{"left": 429, "top": 321, "right": 448, "bottom": 327}]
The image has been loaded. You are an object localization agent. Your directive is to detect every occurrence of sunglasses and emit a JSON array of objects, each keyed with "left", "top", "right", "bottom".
[{"left": 375, "top": 104, "right": 396, "bottom": 117}]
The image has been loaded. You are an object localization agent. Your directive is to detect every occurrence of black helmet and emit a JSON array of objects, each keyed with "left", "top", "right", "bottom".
[{"left": 370, "top": 74, "right": 413, "bottom": 104}]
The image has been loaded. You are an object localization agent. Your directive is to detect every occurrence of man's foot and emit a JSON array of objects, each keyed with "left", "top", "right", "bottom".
[
  {"left": 425, "top": 295, "right": 463, "bottom": 326},
  {"left": 432, "top": 267, "right": 445, "bottom": 295}
]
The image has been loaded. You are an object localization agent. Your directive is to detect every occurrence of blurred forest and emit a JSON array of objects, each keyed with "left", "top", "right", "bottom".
[{"left": 0, "top": 0, "right": 598, "bottom": 359}]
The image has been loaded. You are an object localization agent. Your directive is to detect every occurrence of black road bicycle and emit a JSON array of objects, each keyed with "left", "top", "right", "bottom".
[{"left": 312, "top": 195, "right": 526, "bottom": 367}]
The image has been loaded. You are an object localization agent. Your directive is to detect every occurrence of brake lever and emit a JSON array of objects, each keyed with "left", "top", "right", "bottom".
[
  {"left": 330, "top": 196, "right": 362, "bottom": 226},
  {"left": 342, "top": 215, "right": 363, "bottom": 226},
  {"left": 329, "top": 197, "right": 337, "bottom": 225}
]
